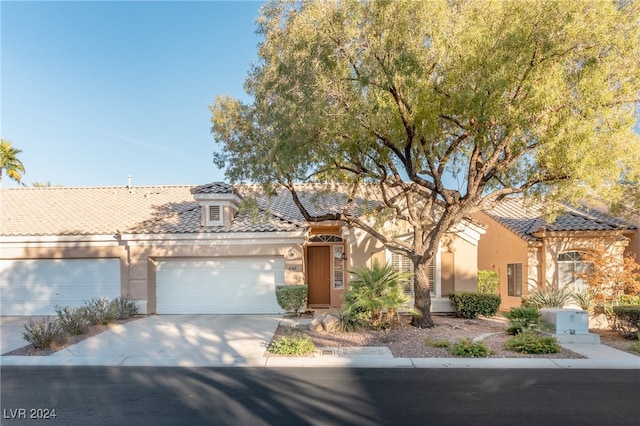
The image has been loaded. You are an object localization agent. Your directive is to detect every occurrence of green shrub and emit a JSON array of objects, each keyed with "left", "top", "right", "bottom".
[
  {"left": 22, "top": 317, "right": 66, "bottom": 349},
  {"left": 267, "top": 333, "right": 316, "bottom": 356},
  {"left": 449, "top": 292, "right": 501, "bottom": 319},
  {"left": 425, "top": 339, "right": 450, "bottom": 348},
  {"left": 83, "top": 298, "right": 116, "bottom": 325},
  {"left": 505, "top": 330, "right": 560, "bottom": 354},
  {"left": 628, "top": 338, "right": 640, "bottom": 353},
  {"left": 503, "top": 306, "right": 541, "bottom": 335},
  {"left": 477, "top": 270, "right": 499, "bottom": 295},
  {"left": 344, "top": 261, "right": 411, "bottom": 329},
  {"left": 612, "top": 305, "right": 640, "bottom": 339},
  {"left": 110, "top": 296, "right": 139, "bottom": 320},
  {"left": 337, "top": 309, "right": 367, "bottom": 332},
  {"left": 275, "top": 285, "right": 308, "bottom": 315},
  {"left": 449, "top": 339, "right": 491, "bottom": 357},
  {"left": 55, "top": 305, "right": 91, "bottom": 335},
  {"left": 524, "top": 287, "right": 572, "bottom": 309}
]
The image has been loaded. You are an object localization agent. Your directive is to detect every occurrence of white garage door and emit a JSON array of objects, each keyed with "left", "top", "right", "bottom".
[
  {"left": 0, "top": 259, "right": 121, "bottom": 315},
  {"left": 156, "top": 257, "right": 284, "bottom": 314}
]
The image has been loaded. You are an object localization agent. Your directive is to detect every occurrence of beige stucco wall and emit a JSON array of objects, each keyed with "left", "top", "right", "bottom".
[{"left": 473, "top": 212, "right": 531, "bottom": 310}]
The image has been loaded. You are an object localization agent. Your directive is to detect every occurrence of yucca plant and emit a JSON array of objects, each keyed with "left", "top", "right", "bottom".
[
  {"left": 503, "top": 306, "right": 541, "bottom": 335},
  {"left": 571, "top": 289, "right": 597, "bottom": 313},
  {"left": 344, "top": 261, "right": 411, "bottom": 329},
  {"left": 525, "top": 287, "right": 573, "bottom": 309}
]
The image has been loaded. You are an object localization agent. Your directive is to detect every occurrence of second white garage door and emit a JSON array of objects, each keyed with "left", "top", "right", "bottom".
[{"left": 155, "top": 257, "right": 284, "bottom": 314}]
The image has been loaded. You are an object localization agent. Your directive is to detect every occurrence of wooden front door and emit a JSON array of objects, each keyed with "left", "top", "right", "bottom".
[{"left": 307, "top": 246, "right": 331, "bottom": 305}]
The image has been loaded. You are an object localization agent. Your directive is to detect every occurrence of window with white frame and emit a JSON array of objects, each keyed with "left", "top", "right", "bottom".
[
  {"left": 558, "top": 251, "right": 589, "bottom": 290},
  {"left": 390, "top": 252, "right": 434, "bottom": 295}
]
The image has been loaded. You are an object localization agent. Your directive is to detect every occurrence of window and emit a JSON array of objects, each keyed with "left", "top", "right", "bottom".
[
  {"left": 507, "top": 263, "right": 522, "bottom": 297},
  {"left": 310, "top": 235, "right": 343, "bottom": 243},
  {"left": 333, "top": 246, "right": 344, "bottom": 289},
  {"left": 390, "top": 253, "right": 434, "bottom": 295},
  {"left": 558, "top": 251, "right": 589, "bottom": 290}
]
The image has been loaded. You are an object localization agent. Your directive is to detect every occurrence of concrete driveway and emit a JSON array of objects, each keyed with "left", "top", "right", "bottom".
[{"left": 2, "top": 315, "right": 282, "bottom": 366}]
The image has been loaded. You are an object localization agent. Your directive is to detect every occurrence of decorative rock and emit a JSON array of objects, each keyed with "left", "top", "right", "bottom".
[
  {"left": 309, "top": 318, "right": 323, "bottom": 332},
  {"left": 322, "top": 314, "right": 340, "bottom": 333}
]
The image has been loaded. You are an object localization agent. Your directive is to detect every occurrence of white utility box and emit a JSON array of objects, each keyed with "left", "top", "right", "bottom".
[{"left": 540, "top": 308, "right": 589, "bottom": 335}]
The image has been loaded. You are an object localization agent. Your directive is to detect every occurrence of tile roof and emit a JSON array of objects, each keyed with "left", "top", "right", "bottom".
[
  {"left": 0, "top": 185, "right": 301, "bottom": 237},
  {"left": 482, "top": 197, "right": 636, "bottom": 241}
]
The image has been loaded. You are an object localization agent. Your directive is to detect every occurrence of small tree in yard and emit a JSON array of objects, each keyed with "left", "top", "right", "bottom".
[
  {"left": 578, "top": 250, "right": 640, "bottom": 321},
  {"left": 211, "top": 0, "right": 640, "bottom": 327}
]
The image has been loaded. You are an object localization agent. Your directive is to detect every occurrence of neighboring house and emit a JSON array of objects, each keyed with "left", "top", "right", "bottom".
[
  {"left": 473, "top": 198, "right": 637, "bottom": 310},
  {"left": 0, "top": 182, "right": 485, "bottom": 316}
]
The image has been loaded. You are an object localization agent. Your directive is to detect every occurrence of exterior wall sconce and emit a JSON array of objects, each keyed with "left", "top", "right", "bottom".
[{"left": 341, "top": 252, "right": 347, "bottom": 261}]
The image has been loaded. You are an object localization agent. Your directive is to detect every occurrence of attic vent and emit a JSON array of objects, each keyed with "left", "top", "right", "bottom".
[{"left": 208, "top": 205, "right": 221, "bottom": 222}]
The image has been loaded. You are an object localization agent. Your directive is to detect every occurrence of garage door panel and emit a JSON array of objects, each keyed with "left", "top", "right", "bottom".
[
  {"left": 0, "top": 259, "right": 120, "bottom": 315},
  {"left": 156, "top": 257, "right": 284, "bottom": 314}
]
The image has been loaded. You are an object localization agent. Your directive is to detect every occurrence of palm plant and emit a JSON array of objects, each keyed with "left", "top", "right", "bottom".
[
  {"left": 524, "top": 286, "right": 573, "bottom": 309},
  {"left": 0, "top": 139, "right": 26, "bottom": 185},
  {"left": 343, "top": 261, "right": 411, "bottom": 329}
]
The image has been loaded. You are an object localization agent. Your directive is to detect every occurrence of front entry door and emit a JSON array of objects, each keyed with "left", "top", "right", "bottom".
[{"left": 307, "top": 246, "right": 331, "bottom": 305}]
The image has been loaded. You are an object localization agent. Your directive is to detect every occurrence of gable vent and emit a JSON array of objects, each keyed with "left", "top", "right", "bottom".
[{"left": 209, "top": 205, "right": 221, "bottom": 222}]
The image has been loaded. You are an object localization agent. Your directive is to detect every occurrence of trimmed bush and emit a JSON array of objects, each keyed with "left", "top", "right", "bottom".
[
  {"left": 275, "top": 285, "right": 308, "bottom": 315},
  {"left": 55, "top": 305, "right": 91, "bottom": 336},
  {"left": 503, "top": 306, "right": 541, "bottom": 335},
  {"left": 612, "top": 305, "right": 640, "bottom": 339},
  {"left": 524, "top": 287, "right": 572, "bottom": 309},
  {"left": 83, "top": 298, "right": 116, "bottom": 325},
  {"left": 449, "top": 292, "right": 501, "bottom": 319},
  {"left": 449, "top": 339, "right": 491, "bottom": 357},
  {"left": 22, "top": 317, "right": 66, "bottom": 349},
  {"left": 477, "top": 270, "right": 499, "bottom": 295},
  {"left": 267, "top": 333, "right": 316, "bottom": 355},
  {"left": 110, "top": 296, "right": 139, "bottom": 320},
  {"left": 505, "top": 330, "right": 560, "bottom": 354}
]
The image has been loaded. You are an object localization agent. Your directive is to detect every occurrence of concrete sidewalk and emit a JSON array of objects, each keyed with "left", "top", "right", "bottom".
[{"left": 1, "top": 315, "right": 638, "bottom": 369}]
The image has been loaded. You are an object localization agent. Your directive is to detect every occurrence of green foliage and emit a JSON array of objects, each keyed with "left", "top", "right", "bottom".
[
  {"left": 571, "top": 289, "right": 597, "bottom": 313},
  {"left": 477, "top": 270, "right": 499, "bottom": 295},
  {"left": 0, "top": 139, "right": 26, "bottom": 184},
  {"left": 449, "top": 339, "right": 491, "bottom": 358},
  {"left": 503, "top": 306, "right": 541, "bottom": 335},
  {"left": 22, "top": 317, "right": 66, "bottom": 350},
  {"left": 267, "top": 333, "right": 316, "bottom": 356},
  {"left": 337, "top": 310, "right": 367, "bottom": 332},
  {"left": 505, "top": 330, "right": 560, "bottom": 354},
  {"left": 109, "top": 296, "right": 139, "bottom": 320},
  {"left": 83, "top": 298, "right": 116, "bottom": 325},
  {"left": 449, "top": 292, "right": 501, "bottom": 319},
  {"left": 612, "top": 305, "right": 640, "bottom": 339},
  {"left": 628, "top": 338, "right": 640, "bottom": 353},
  {"left": 344, "top": 262, "right": 411, "bottom": 329},
  {"left": 425, "top": 339, "right": 450, "bottom": 348},
  {"left": 524, "top": 287, "right": 573, "bottom": 309},
  {"left": 55, "top": 305, "right": 91, "bottom": 336},
  {"left": 275, "top": 285, "right": 308, "bottom": 314}
]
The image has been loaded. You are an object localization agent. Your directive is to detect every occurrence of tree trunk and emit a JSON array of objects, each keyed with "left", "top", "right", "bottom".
[{"left": 411, "top": 261, "right": 435, "bottom": 328}]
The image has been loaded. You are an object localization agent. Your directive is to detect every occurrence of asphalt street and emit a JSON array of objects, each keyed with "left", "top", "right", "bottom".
[{"left": 1, "top": 367, "right": 639, "bottom": 425}]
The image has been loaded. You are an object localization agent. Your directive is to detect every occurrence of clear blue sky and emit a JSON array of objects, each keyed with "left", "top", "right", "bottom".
[{"left": 1, "top": 0, "right": 264, "bottom": 188}]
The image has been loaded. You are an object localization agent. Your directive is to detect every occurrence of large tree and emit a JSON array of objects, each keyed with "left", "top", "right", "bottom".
[
  {"left": 0, "top": 139, "right": 26, "bottom": 185},
  {"left": 211, "top": 0, "right": 640, "bottom": 327}
]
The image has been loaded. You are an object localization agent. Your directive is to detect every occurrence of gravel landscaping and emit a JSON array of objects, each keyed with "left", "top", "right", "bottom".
[{"left": 268, "top": 314, "right": 640, "bottom": 359}]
